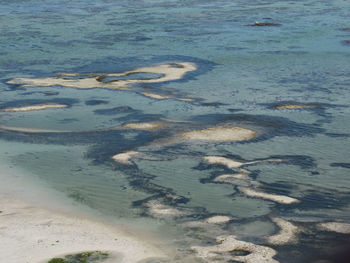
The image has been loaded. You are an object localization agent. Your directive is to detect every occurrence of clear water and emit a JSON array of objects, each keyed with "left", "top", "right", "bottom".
[{"left": 1, "top": 0, "right": 350, "bottom": 262}]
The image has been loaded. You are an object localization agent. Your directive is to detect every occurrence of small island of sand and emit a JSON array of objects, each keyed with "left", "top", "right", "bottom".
[
  {"left": 180, "top": 126, "right": 256, "bottom": 142},
  {"left": 7, "top": 62, "right": 197, "bottom": 91},
  {"left": 192, "top": 235, "right": 279, "bottom": 263},
  {"left": 112, "top": 151, "right": 139, "bottom": 165},
  {"left": 1, "top": 103, "right": 67, "bottom": 112},
  {"left": 141, "top": 92, "right": 170, "bottom": 99},
  {"left": 267, "top": 218, "right": 300, "bottom": 245},
  {"left": 113, "top": 122, "right": 166, "bottom": 131},
  {"left": 239, "top": 187, "right": 300, "bottom": 205},
  {"left": 274, "top": 104, "right": 315, "bottom": 110}
]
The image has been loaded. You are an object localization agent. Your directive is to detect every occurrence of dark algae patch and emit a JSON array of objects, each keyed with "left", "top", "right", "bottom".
[
  {"left": 248, "top": 21, "right": 281, "bottom": 27},
  {"left": 330, "top": 163, "right": 350, "bottom": 169},
  {"left": 48, "top": 251, "right": 109, "bottom": 263}
]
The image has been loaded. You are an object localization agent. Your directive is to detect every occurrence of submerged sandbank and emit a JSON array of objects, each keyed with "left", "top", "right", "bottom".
[{"left": 0, "top": 162, "right": 167, "bottom": 263}]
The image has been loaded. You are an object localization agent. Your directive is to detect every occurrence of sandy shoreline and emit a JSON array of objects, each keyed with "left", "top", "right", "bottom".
[{"left": 0, "top": 162, "right": 167, "bottom": 263}]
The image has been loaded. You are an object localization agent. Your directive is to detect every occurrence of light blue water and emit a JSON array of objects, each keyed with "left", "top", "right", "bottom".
[{"left": 1, "top": 0, "right": 350, "bottom": 262}]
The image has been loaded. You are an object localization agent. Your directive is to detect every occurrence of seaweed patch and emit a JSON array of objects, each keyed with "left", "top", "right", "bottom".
[
  {"left": 330, "top": 163, "right": 350, "bottom": 169},
  {"left": 47, "top": 251, "right": 109, "bottom": 263},
  {"left": 85, "top": 99, "right": 109, "bottom": 106},
  {"left": 94, "top": 106, "right": 136, "bottom": 115}
]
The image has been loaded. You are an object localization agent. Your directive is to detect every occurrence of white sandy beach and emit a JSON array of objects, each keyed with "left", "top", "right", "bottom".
[{"left": 0, "top": 161, "right": 167, "bottom": 263}]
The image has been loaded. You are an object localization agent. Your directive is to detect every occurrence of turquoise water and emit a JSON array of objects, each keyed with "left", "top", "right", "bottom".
[{"left": 1, "top": 0, "right": 350, "bottom": 262}]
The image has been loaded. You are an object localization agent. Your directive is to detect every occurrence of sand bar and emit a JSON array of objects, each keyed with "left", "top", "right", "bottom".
[
  {"left": 1, "top": 103, "right": 67, "bottom": 112},
  {"left": 145, "top": 200, "right": 191, "bottom": 218},
  {"left": 204, "top": 156, "right": 283, "bottom": 169},
  {"left": 192, "top": 235, "right": 278, "bottom": 263},
  {"left": 318, "top": 222, "right": 350, "bottom": 234},
  {"left": 112, "top": 151, "right": 139, "bottom": 165},
  {"left": 0, "top": 125, "right": 71, "bottom": 133},
  {"left": 118, "top": 122, "right": 166, "bottom": 130},
  {"left": 214, "top": 173, "right": 250, "bottom": 182},
  {"left": 275, "top": 104, "right": 315, "bottom": 110},
  {"left": 204, "top": 215, "right": 232, "bottom": 224},
  {"left": 141, "top": 92, "right": 170, "bottom": 99},
  {"left": 203, "top": 156, "right": 248, "bottom": 169},
  {"left": 239, "top": 187, "right": 300, "bottom": 205},
  {"left": 181, "top": 126, "right": 256, "bottom": 142},
  {"left": 267, "top": 218, "right": 300, "bottom": 245},
  {"left": 7, "top": 62, "right": 197, "bottom": 90}
]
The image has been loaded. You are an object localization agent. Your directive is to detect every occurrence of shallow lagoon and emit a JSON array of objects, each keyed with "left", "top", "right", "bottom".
[{"left": 1, "top": 0, "right": 350, "bottom": 262}]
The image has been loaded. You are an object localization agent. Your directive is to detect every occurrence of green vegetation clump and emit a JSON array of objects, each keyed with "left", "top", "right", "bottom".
[
  {"left": 48, "top": 259, "right": 66, "bottom": 263},
  {"left": 48, "top": 251, "right": 109, "bottom": 263}
]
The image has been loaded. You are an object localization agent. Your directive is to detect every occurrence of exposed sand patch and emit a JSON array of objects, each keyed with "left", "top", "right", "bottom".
[
  {"left": 192, "top": 235, "right": 278, "bottom": 263},
  {"left": 0, "top": 125, "right": 71, "bottom": 133},
  {"left": 178, "top": 98, "right": 194, "bottom": 102},
  {"left": 180, "top": 126, "right": 256, "bottom": 142},
  {"left": 112, "top": 151, "right": 139, "bottom": 165},
  {"left": 1, "top": 103, "right": 67, "bottom": 112},
  {"left": 317, "top": 222, "right": 350, "bottom": 234},
  {"left": 214, "top": 173, "right": 250, "bottom": 182},
  {"left": 203, "top": 156, "right": 284, "bottom": 169},
  {"left": 239, "top": 187, "right": 300, "bottom": 205},
  {"left": 267, "top": 218, "right": 300, "bottom": 245},
  {"left": 213, "top": 173, "right": 256, "bottom": 187},
  {"left": 274, "top": 104, "right": 315, "bottom": 110},
  {"left": 7, "top": 62, "right": 197, "bottom": 90},
  {"left": 145, "top": 200, "right": 191, "bottom": 218},
  {"left": 114, "top": 122, "right": 166, "bottom": 130},
  {"left": 203, "top": 156, "right": 250, "bottom": 169},
  {"left": 204, "top": 216, "right": 232, "bottom": 224},
  {"left": 141, "top": 92, "right": 170, "bottom": 99}
]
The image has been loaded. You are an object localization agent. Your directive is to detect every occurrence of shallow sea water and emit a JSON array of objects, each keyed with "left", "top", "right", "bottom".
[{"left": 1, "top": 0, "right": 350, "bottom": 262}]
